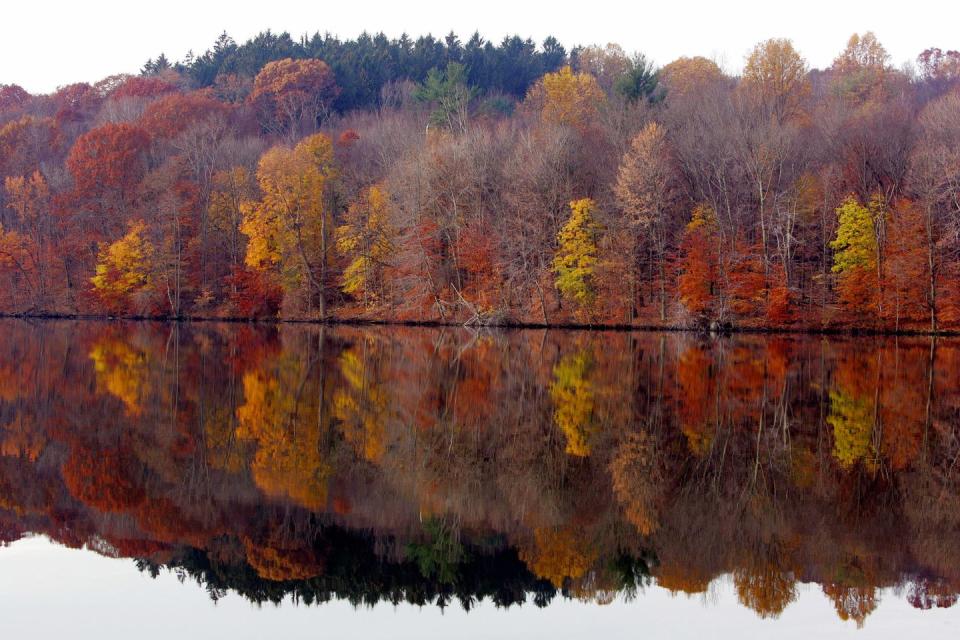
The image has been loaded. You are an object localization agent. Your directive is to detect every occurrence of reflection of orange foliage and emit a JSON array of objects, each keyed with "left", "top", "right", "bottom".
[
  {"left": 0, "top": 418, "right": 45, "bottom": 461},
  {"left": 610, "top": 430, "right": 664, "bottom": 535},
  {"left": 726, "top": 346, "right": 767, "bottom": 418},
  {"left": 676, "top": 346, "right": 714, "bottom": 456},
  {"left": 133, "top": 495, "right": 212, "bottom": 547},
  {"left": 655, "top": 563, "right": 713, "bottom": 595},
  {"left": 243, "top": 538, "right": 324, "bottom": 582},
  {"left": 100, "top": 536, "right": 171, "bottom": 560},
  {"left": 0, "top": 362, "right": 20, "bottom": 402},
  {"left": 452, "top": 338, "right": 500, "bottom": 431},
  {"left": 789, "top": 444, "right": 818, "bottom": 488},
  {"left": 766, "top": 339, "right": 792, "bottom": 385},
  {"left": 734, "top": 563, "right": 797, "bottom": 619},
  {"left": 879, "top": 346, "right": 925, "bottom": 471},
  {"left": 62, "top": 447, "right": 145, "bottom": 512},
  {"left": 332, "top": 496, "right": 352, "bottom": 515},
  {"left": 520, "top": 526, "right": 598, "bottom": 588}
]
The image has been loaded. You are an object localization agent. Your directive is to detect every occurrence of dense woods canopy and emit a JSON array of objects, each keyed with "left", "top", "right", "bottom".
[
  {"left": 1, "top": 320, "right": 960, "bottom": 624},
  {"left": 2, "top": 30, "right": 960, "bottom": 330}
]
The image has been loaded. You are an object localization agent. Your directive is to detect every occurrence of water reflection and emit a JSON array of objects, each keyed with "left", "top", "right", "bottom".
[{"left": 0, "top": 320, "right": 958, "bottom": 626}]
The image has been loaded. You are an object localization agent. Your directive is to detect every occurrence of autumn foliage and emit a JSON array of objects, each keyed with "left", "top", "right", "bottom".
[{"left": 0, "top": 31, "right": 956, "bottom": 331}]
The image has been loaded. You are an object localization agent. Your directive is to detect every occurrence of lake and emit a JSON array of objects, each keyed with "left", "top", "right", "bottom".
[{"left": 0, "top": 319, "right": 957, "bottom": 638}]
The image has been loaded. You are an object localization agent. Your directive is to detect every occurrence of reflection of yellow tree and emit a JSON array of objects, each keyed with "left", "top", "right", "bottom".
[
  {"left": 734, "top": 562, "right": 797, "bottom": 619},
  {"left": 550, "top": 351, "right": 595, "bottom": 457},
  {"left": 333, "top": 348, "right": 388, "bottom": 462},
  {"left": 236, "top": 357, "right": 330, "bottom": 510},
  {"left": 89, "top": 338, "right": 150, "bottom": 416},
  {"left": 520, "top": 526, "right": 598, "bottom": 588},
  {"left": 827, "top": 390, "right": 876, "bottom": 471}
]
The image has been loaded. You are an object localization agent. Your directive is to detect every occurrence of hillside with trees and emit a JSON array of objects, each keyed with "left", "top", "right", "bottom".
[{"left": 1, "top": 30, "right": 959, "bottom": 331}]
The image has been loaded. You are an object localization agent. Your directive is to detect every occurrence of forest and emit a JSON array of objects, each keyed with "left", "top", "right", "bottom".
[
  {"left": 1, "top": 30, "right": 959, "bottom": 330},
  {"left": 1, "top": 320, "right": 959, "bottom": 624}
]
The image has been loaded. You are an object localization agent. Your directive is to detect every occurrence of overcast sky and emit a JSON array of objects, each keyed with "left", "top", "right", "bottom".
[
  {"left": 2, "top": 537, "right": 956, "bottom": 639},
  {"left": 2, "top": 0, "right": 958, "bottom": 93}
]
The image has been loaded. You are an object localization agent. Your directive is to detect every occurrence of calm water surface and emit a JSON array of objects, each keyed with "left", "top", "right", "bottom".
[{"left": 0, "top": 319, "right": 958, "bottom": 638}]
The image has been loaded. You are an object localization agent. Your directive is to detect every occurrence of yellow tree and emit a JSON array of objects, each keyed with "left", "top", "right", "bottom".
[
  {"left": 335, "top": 184, "right": 394, "bottom": 305},
  {"left": 742, "top": 38, "right": 810, "bottom": 123},
  {"left": 553, "top": 198, "right": 601, "bottom": 314},
  {"left": 830, "top": 195, "right": 878, "bottom": 318},
  {"left": 660, "top": 56, "right": 724, "bottom": 98},
  {"left": 527, "top": 66, "right": 605, "bottom": 129},
  {"left": 240, "top": 133, "right": 337, "bottom": 316},
  {"left": 91, "top": 220, "right": 156, "bottom": 314}
]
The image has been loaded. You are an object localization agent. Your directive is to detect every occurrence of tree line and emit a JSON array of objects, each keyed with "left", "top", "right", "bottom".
[{"left": 1, "top": 31, "right": 959, "bottom": 330}]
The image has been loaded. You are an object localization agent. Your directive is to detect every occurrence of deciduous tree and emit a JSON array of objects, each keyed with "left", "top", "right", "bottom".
[{"left": 553, "top": 198, "right": 601, "bottom": 314}]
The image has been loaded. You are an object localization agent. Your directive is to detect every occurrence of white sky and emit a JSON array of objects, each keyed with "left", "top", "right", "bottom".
[
  {"left": 2, "top": 0, "right": 959, "bottom": 94},
  {"left": 1, "top": 536, "right": 957, "bottom": 639}
]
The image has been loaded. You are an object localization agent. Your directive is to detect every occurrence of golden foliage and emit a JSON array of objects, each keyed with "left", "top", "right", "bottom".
[
  {"left": 520, "top": 526, "right": 598, "bottom": 588},
  {"left": 333, "top": 347, "right": 389, "bottom": 462},
  {"left": 240, "top": 133, "right": 336, "bottom": 308},
  {"left": 660, "top": 56, "right": 724, "bottom": 97},
  {"left": 742, "top": 38, "right": 809, "bottom": 121},
  {"left": 336, "top": 184, "right": 394, "bottom": 303},
  {"left": 236, "top": 359, "right": 331, "bottom": 510},
  {"left": 90, "top": 220, "right": 155, "bottom": 312},
  {"left": 549, "top": 350, "right": 595, "bottom": 457},
  {"left": 89, "top": 337, "right": 151, "bottom": 416},
  {"left": 553, "top": 198, "right": 601, "bottom": 311},
  {"left": 527, "top": 66, "right": 605, "bottom": 128}
]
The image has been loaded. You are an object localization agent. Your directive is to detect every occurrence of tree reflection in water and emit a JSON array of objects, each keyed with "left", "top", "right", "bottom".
[{"left": 0, "top": 320, "right": 958, "bottom": 626}]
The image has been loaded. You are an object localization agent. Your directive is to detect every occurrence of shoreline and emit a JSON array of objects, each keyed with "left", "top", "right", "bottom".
[{"left": 0, "top": 312, "right": 956, "bottom": 337}]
